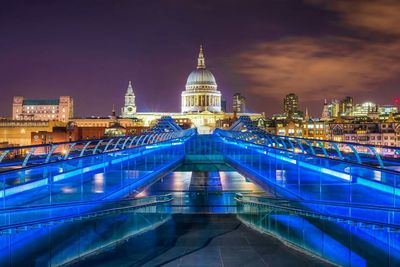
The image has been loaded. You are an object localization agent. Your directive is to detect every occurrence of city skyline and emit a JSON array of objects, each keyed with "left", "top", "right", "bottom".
[{"left": 1, "top": 0, "right": 400, "bottom": 117}]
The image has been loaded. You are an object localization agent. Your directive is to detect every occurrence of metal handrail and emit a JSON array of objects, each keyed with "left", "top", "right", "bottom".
[
  {"left": 236, "top": 193, "right": 400, "bottom": 212},
  {"left": 0, "top": 193, "right": 173, "bottom": 213},
  {"left": 235, "top": 196, "right": 400, "bottom": 231},
  {"left": 0, "top": 128, "right": 195, "bottom": 173},
  {"left": 218, "top": 133, "right": 400, "bottom": 174},
  {"left": 215, "top": 128, "right": 400, "bottom": 151},
  {"left": 0, "top": 194, "right": 173, "bottom": 234}
]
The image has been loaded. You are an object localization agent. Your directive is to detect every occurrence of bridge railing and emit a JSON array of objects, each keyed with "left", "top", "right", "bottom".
[
  {"left": 0, "top": 128, "right": 196, "bottom": 172},
  {"left": 236, "top": 193, "right": 400, "bottom": 266},
  {"left": 220, "top": 131, "right": 400, "bottom": 210},
  {"left": 214, "top": 129, "right": 400, "bottom": 171}
]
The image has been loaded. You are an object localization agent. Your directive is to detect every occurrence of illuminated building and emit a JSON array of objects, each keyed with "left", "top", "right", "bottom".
[
  {"left": 302, "top": 120, "right": 327, "bottom": 140},
  {"left": 327, "top": 114, "right": 400, "bottom": 146},
  {"left": 328, "top": 99, "right": 340, "bottom": 118},
  {"left": 12, "top": 96, "right": 73, "bottom": 122},
  {"left": 221, "top": 99, "right": 227, "bottom": 112},
  {"left": 378, "top": 105, "right": 398, "bottom": 115},
  {"left": 276, "top": 121, "right": 303, "bottom": 137},
  {"left": 181, "top": 45, "right": 221, "bottom": 113},
  {"left": 121, "top": 80, "right": 137, "bottom": 118},
  {"left": 131, "top": 46, "right": 263, "bottom": 134},
  {"left": 340, "top": 96, "right": 353, "bottom": 116},
  {"left": 233, "top": 93, "right": 246, "bottom": 113},
  {"left": 352, "top": 102, "right": 377, "bottom": 117},
  {"left": 321, "top": 99, "right": 330, "bottom": 120},
  {"left": 283, "top": 93, "right": 298, "bottom": 117},
  {"left": 0, "top": 120, "right": 65, "bottom": 146}
]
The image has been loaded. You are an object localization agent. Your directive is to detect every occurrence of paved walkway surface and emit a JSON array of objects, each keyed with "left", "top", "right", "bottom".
[{"left": 73, "top": 214, "right": 333, "bottom": 267}]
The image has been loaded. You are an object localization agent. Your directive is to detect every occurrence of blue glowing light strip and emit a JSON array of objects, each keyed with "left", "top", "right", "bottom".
[
  {"left": 53, "top": 162, "right": 110, "bottom": 182},
  {"left": 227, "top": 140, "right": 351, "bottom": 181},
  {"left": 2, "top": 178, "right": 48, "bottom": 198},
  {"left": 111, "top": 152, "right": 141, "bottom": 164},
  {"left": 227, "top": 139, "right": 400, "bottom": 197},
  {"left": 0, "top": 141, "right": 179, "bottom": 198},
  {"left": 357, "top": 178, "right": 400, "bottom": 197},
  {"left": 298, "top": 161, "right": 351, "bottom": 181}
]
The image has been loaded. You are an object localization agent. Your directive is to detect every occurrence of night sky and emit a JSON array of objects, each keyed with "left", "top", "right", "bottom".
[{"left": 1, "top": 0, "right": 399, "bottom": 117}]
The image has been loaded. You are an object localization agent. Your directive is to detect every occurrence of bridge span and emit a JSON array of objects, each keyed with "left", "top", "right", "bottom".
[{"left": 1, "top": 116, "right": 400, "bottom": 266}]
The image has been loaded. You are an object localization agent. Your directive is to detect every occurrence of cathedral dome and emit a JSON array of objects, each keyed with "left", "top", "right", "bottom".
[
  {"left": 186, "top": 69, "right": 216, "bottom": 86},
  {"left": 181, "top": 45, "right": 222, "bottom": 114}
]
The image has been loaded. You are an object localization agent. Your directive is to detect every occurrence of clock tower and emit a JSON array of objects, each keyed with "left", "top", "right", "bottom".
[{"left": 121, "top": 80, "right": 137, "bottom": 118}]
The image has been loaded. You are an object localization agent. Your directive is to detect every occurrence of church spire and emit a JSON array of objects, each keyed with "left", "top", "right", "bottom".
[
  {"left": 197, "top": 45, "right": 206, "bottom": 69},
  {"left": 127, "top": 80, "right": 134, "bottom": 95},
  {"left": 305, "top": 107, "right": 309, "bottom": 120},
  {"left": 111, "top": 104, "right": 116, "bottom": 120}
]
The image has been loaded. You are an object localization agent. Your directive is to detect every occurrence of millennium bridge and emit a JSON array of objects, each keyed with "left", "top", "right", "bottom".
[{"left": 1, "top": 116, "right": 400, "bottom": 266}]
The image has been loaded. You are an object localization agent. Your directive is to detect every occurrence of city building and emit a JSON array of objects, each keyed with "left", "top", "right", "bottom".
[
  {"left": 221, "top": 99, "right": 227, "bottom": 112},
  {"left": 321, "top": 98, "right": 398, "bottom": 121},
  {"left": 131, "top": 46, "right": 263, "bottom": 134},
  {"left": 2, "top": 46, "right": 264, "bottom": 144},
  {"left": 0, "top": 120, "right": 66, "bottom": 146},
  {"left": 232, "top": 93, "right": 246, "bottom": 114},
  {"left": 283, "top": 93, "right": 298, "bottom": 117},
  {"left": 352, "top": 102, "right": 378, "bottom": 117},
  {"left": 181, "top": 45, "right": 222, "bottom": 113},
  {"left": 12, "top": 96, "right": 73, "bottom": 122},
  {"left": 378, "top": 105, "right": 398, "bottom": 115},
  {"left": 340, "top": 96, "right": 353, "bottom": 116},
  {"left": 121, "top": 80, "right": 137, "bottom": 118},
  {"left": 328, "top": 118, "right": 400, "bottom": 146}
]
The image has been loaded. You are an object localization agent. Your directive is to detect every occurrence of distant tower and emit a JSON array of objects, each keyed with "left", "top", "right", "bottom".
[
  {"left": 283, "top": 93, "right": 298, "bottom": 117},
  {"left": 305, "top": 107, "right": 309, "bottom": 120},
  {"left": 233, "top": 93, "right": 246, "bottom": 113},
  {"left": 111, "top": 104, "right": 117, "bottom": 120},
  {"left": 121, "top": 81, "right": 137, "bottom": 118},
  {"left": 221, "top": 99, "right": 227, "bottom": 112},
  {"left": 321, "top": 99, "right": 330, "bottom": 120}
]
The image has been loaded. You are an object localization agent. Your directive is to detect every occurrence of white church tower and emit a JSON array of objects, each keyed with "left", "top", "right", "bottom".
[{"left": 121, "top": 80, "right": 137, "bottom": 118}]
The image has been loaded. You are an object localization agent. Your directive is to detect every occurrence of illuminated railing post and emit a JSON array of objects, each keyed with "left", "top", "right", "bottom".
[
  {"left": 294, "top": 139, "right": 305, "bottom": 154},
  {"left": 112, "top": 138, "right": 124, "bottom": 150},
  {"left": 330, "top": 142, "right": 344, "bottom": 160},
  {"left": 128, "top": 136, "right": 138, "bottom": 147},
  {"left": 79, "top": 141, "right": 92, "bottom": 157},
  {"left": 347, "top": 144, "right": 362, "bottom": 164},
  {"left": 141, "top": 134, "right": 153, "bottom": 145},
  {"left": 273, "top": 136, "right": 286, "bottom": 149},
  {"left": 45, "top": 144, "right": 59, "bottom": 163},
  {"left": 304, "top": 139, "right": 316, "bottom": 156},
  {"left": 368, "top": 146, "right": 384, "bottom": 168},
  {"left": 0, "top": 150, "right": 10, "bottom": 164},
  {"left": 149, "top": 133, "right": 161, "bottom": 144},
  {"left": 285, "top": 137, "right": 295, "bottom": 152},
  {"left": 92, "top": 140, "right": 104, "bottom": 155},
  {"left": 22, "top": 147, "right": 37, "bottom": 167},
  {"left": 103, "top": 139, "right": 114, "bottom": 152},
  {"left": 316, "top": 141, "right": 328, "bottom": 157},
  {"left": 121, "top": 137, "right": 131, "bottom": 149},
  {"left": 64, "top": 142, "right": 77, "bottom": 160},
  {"left": 135, "top": 135, "right": 146, "bottom": 146}
]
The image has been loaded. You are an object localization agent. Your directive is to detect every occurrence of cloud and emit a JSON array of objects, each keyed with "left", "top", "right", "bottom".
[
  {"left": 237, "top": 0, "right": 400, "bottom": 103},
  {"left": 308, "top": 0, "right": 400, "bottom": 36},
  {"left": 237, "top": 37, "right": 400, "bottom": 101}
]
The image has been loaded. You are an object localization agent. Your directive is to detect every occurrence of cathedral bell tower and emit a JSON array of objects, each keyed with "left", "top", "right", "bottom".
[{"left": 121, "top": 80, "right": 137, "bottom": 118}]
